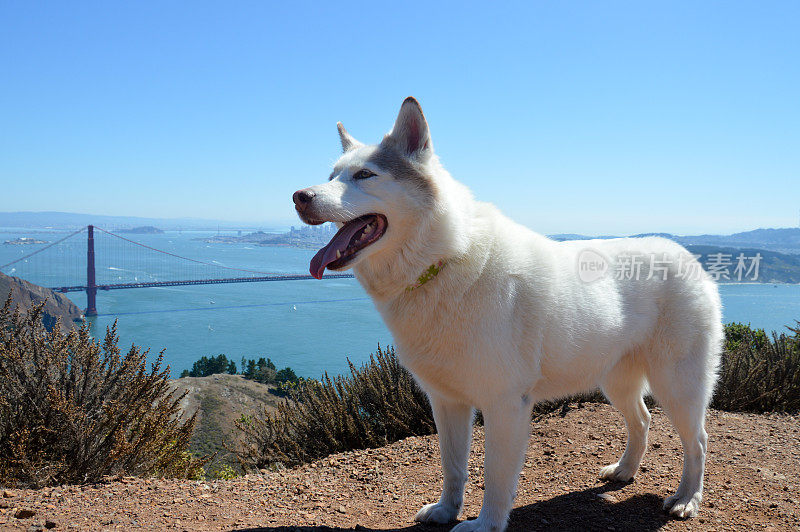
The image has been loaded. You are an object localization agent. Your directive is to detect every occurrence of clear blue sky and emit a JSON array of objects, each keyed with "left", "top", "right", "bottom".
[{"left": 1, "top": 1, "right": 798, "bottom": 235}]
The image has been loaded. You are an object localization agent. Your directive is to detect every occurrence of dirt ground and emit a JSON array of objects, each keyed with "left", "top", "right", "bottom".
[{"left": 1, "top": 404, "right": 798, "bottom": 531}]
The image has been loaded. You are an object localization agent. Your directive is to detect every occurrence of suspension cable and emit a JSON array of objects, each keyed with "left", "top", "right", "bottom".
[
  {"left": 0, "top": 227, "right": 86, "bottom": 270},
  {"left": 93, "top": 226, "right": 280, "bottom": 276}
]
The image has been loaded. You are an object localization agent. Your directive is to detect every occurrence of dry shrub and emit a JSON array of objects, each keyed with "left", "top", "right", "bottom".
[
  {"left": 533, "top": 322, "right": 800, "bottom": 415},
  {"left": 235, "top": 345, "right": 434, "bottom": 469},
  {"left": 237, "top": 321, "right": 800, "bottom": 469},
  {"left": 235, "top": 345, "right": 607, "bottom": 470},
  {"left": 712, "top": 323, "right": 800, "bottom": 413},
  {"left": 0, "top": 298, "right": 206, "bottom": 487}
]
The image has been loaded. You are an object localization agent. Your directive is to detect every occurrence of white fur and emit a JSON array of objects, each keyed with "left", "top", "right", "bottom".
[{"left": 298, "top": 98, "right": 723, "bottom": 531}]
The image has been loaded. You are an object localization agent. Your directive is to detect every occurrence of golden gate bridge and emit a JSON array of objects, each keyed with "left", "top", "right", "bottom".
[{"left": 0, "top": 225, "right": 353, "bottom": 316}]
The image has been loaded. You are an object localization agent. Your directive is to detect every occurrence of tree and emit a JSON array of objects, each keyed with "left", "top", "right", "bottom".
[
  {"left": 182, "top": 354, "right": 235, "bottom": 378},
  {"left": 275, "top": 367, "right": 298, "bottom": 385}
]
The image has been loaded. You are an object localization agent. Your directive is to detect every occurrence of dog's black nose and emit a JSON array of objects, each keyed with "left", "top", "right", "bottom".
[{"left": 293, "top": 189, "right": 316, "bottom": 211}]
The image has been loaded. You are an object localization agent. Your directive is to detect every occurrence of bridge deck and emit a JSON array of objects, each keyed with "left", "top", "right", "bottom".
[{"left": 52, "top": 274, "right": 356, "bottom": 293}]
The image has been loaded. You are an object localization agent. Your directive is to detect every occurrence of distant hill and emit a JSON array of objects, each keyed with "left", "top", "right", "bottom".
[
  {"left": 550, "top": 228, "right": 800, "bottom": 255},
  {"left": 680, "top": 228, "right": 800, "bottom": 255},
  {"left": 118, "top": 225, "right": 164, "bottom": 234},
  {"left": 0, "top": 272, "right": 83, "bottom": 332},
  {"left": 684, "top": 245, "right": 800, "bottom": 284},
  {"left": 170, "top": 374, "right": 282, "bottom": 472},
  {"left": 548, "top": 235, "right": 800, "bottom": 283}
]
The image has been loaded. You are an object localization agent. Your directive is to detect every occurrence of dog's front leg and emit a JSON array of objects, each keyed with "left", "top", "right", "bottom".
[
  {"left": 451, "top": 399, "right": 532, "bottom": 532},
  {"left": 415, "top": 394, "right": 473, "bottom": 524}
]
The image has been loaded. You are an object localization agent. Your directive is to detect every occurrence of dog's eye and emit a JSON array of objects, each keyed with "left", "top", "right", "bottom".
[{"left": 353, "top": 169, "right": 376, "bottom": 180}]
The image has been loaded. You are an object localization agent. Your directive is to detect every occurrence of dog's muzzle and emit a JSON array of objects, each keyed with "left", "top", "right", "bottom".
[{"left": 292, "top": 188, "right": 316, "bottom": 212}]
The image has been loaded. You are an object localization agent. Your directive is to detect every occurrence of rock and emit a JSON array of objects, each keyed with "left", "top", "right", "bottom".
[
  {"left": 14, "top": 508, "right": 36, "bottom": 519},
  {"left": 596, "top": 493, "right": 618, "bottom": 503},
  {"left": 337, "top": 505, "right": 346, "bottom": 514},
  {"left": 2, "top": 490, "right": 16, "bottom": 498},
  {"left": 45, "top": 520, "right": 57, "bottom": 529},
  {"left": 0, "top": 272, "right": 83, "bottom": 332}
]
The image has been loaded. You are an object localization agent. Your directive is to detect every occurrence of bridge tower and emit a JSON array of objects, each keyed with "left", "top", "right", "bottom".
[{"left": 85, "top": 225, "right": 97, "bottom": 316}]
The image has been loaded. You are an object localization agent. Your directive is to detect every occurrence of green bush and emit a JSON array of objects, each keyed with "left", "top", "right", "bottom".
[
  {"left": 0, "top": 299, "right": 206, "bottom": 487},
  {"left": 235, "top": 345, "right": 434, "bottom": 469},
  {"left": 209, "top": 464, "right": 238, "bottom": 480},
  {"left": 723, "top": 322, "right": 769, "bottom": 351}
]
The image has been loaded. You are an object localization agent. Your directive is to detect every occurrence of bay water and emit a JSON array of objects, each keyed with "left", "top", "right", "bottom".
[{"left": 1, "top": 229, "right": 798, "bottom": 378}]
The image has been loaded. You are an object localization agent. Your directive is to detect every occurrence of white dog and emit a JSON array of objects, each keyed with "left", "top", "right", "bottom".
[{"left": 293, "top": 97, "right": 723, "bottom": 531}]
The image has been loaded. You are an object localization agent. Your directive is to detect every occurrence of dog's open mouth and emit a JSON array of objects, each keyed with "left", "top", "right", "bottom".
[{"left": 309, "top": 214, "right": 388, "bottom": 279}]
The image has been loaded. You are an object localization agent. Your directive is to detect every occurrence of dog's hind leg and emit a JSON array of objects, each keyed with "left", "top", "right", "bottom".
[
  {"left": 646, "top": 338, "right": 718, "bottom": 519},
  {"left": 599, "top": 352, "right": 651, "bottom": 482},
  {"left": 415, "top": 394, "right": 473, "bottom": 524}
]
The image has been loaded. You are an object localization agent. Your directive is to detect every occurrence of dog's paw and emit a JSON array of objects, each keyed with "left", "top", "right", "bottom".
[
  {"left": 663, "top": 490, "right": 702, "bottom": 519},
  {"left": 414, "top": 502, "right": 459, "bottom": 524},
  {"left": 599, "top": 461, "right": 636, "bottom": 482},
  {"left": 450, "top": 516, "right": 505, "bottom": 532}
]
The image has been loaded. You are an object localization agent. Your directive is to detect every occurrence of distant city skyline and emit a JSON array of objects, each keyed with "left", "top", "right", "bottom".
[{"left": 1, "top": 1, "right": 798, "bottom": 235}]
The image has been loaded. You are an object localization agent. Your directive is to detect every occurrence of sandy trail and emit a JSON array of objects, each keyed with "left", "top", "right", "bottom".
[{"left": 1, "top": 404, "right": 798, "bottom": 531}]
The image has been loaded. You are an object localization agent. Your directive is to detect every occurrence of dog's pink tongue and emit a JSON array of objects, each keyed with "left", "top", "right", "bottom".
[{"left": 309, "top": 218, "right": 371, "bottom": 279}]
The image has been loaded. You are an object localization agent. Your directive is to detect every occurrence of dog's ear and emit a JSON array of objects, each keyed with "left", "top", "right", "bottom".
[
  {"left": 388, "top": 97, "right": 432, "bottom": 159},
  {"left": 337, "top": 122, "right": 362, "bottom": 152}
]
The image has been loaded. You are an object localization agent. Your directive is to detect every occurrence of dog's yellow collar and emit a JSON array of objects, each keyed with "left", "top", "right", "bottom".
[{"left": 406, "top": 260, "right": 445, "bottom": 292}]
